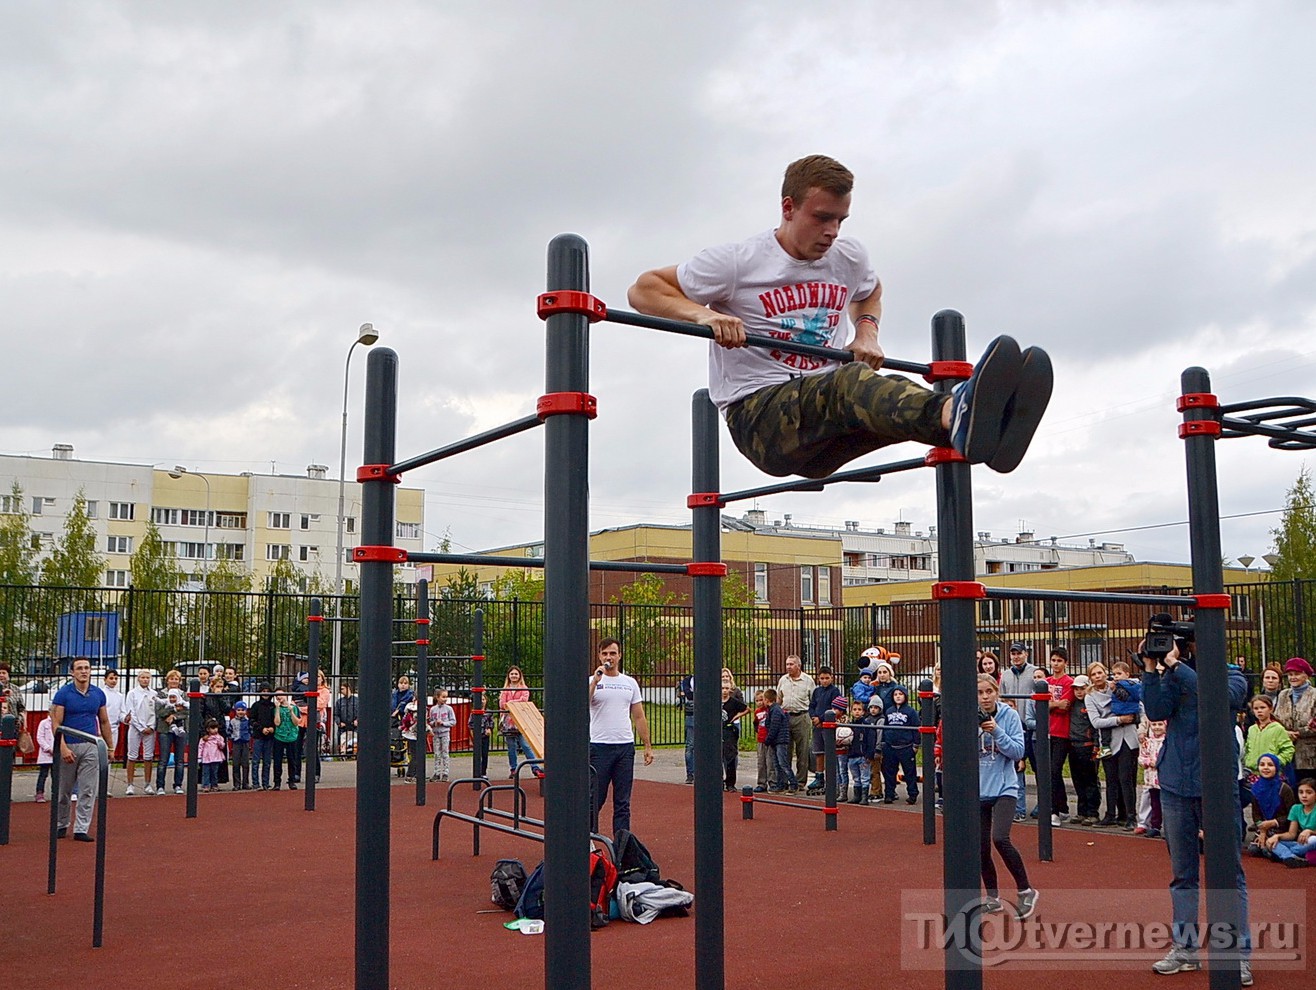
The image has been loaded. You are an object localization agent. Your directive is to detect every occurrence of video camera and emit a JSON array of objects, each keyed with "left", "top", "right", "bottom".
[{"left": 1143, "top": 612, "right": 1195, "bottom": 660}]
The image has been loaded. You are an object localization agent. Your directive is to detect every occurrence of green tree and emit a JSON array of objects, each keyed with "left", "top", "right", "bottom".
[
  {"left": 126, "top": 522, "right": 183, "bottom": 666},
  {"left": 610, "top": 573, "right": 688, "bottom": 677},
  {"left": 721, "top": 570, "right": 765, "bottom": 677},
  {"left": 1268, "top": 467, "right": 1316, "bottom": 580},
  {"left": 202, "top": 558, "right": 261, "bottom": 672},
  {"left": 40, "top": 490, "right": 104, "bottom": 618},
  {"left": 487, "top": 571, "right": 546, "bottom": 680},
  {"left": 0, "top": 481, "right": 38, "bottom": 586}
]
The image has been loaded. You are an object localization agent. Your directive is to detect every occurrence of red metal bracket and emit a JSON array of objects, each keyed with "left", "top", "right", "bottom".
[
  {"left": 303, "top": 692, "right": 317, "bottom": 700},
  {"left": 924, "top": 447, "right": 967, "bottom": 466},
  {"left": 537, "top": 291, "right": 607, "bottom": 322},
  {"left": 740, "top": 792, "right": 754, "bottom": 804},
  {"left": 537, "top": 392, "right": 598, "bottom": 420},
  {"left": 307, "top": 615, "right": 324, "bottom": 623},
  {"left": 188, "top": 692, "right": 206, "bottom": 699},
  {"left": 823, "top": 806, "right": 839, "bottom": 816},
  {"left": 919, "top": 725, "right": 938, "bottom": 735},
  {"left": 924, "top": 360, "right": 974, "bottom": 383},
  {"left": 931, "top": 581, "right": 987, "bottom": 600},
  {"left": 1031, "top": 693, "right": 1051, "bottom": 702},
  {"left": 352, "top": 546, "right": 409, "bottom": 563},
  {"left": 0, "top": 739, "right": 17, "bottom": 748},
  {"left": 1177, "top": 393, "right": 1219, "bottom": 412},
  {"left": 1193, "top": 593, "right": 1232, "bottom": 609},
  {"left": 687, "top": 492, "right": 725, "bottom": 509},
  {"left": 415, "top": 617, "right": 430, "bottom": 627},
  {"left": 470, "top": 656, "right": 486, "bottom": 664},
  {"left": 357, "top": 464, "right": 402, "bottom": 484},
  {"left": 415, "top": 639, "right": 430, "bottom": 646},
  {"left": 1179, "top": 421, "right": 1221, "bottom": 438},
  {"left": 917, "top": 690, "right": 936, "bottom": 700},
  {"left": 686, "top": 562, "right": 728, "bottom": 577}
]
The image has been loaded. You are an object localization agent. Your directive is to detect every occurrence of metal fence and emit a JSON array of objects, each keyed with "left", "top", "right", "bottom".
[{"left": 3, "top": 577, "right": 1311, "bottom": 749}]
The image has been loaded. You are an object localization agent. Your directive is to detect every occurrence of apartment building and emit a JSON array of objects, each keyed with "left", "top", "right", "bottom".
[{"left": 1, "top": 446, "right": 425, "bottom": 589}]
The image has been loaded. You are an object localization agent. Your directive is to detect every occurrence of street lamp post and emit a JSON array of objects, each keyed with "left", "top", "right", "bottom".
[
  {"left": 333, "top": 324, "right": 380, "bottom": 686},
  {"left": 169, "top": 466, "right": 211, "bottom": 664}
]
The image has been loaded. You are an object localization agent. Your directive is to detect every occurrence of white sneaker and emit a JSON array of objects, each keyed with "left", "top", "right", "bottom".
[
  {"left": 174, "top": 786, "right": 183, "bottom": 795},
  {"left": 125, "top": 785, "right": 135, "bottom": 796},
  {"left": 145, "top": 785, "right": 156, "bottom": 795},
  {"left": 70, "top": 793, "right": 78, "bottom": 803},
  {"left": 1050, "top": 814, "right": 1062, "bottom": 826}
]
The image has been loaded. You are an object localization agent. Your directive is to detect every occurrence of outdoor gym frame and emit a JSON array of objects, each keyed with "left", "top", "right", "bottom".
[{"left": 347, "top": 232, "right": 1311, "bottom": 990}]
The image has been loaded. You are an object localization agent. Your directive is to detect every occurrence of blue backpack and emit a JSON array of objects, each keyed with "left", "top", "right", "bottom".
[{"left": 514, "top": 862, "right": 546, "bottom": 919}]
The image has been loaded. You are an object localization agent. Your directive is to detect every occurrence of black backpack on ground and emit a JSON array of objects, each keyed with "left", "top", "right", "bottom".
[
  {"left": 491, "top": 858, "right": 528, "bottom": 911},
  {"left": 613, "top": 829, "right": 661, "bottom": 885}
]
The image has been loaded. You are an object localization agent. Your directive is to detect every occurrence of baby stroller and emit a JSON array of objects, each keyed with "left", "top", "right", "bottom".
[{"left": 389, "top": 711, "right": 410, "bottom": 776}]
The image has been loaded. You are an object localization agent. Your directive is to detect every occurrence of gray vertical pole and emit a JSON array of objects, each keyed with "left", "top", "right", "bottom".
[
  {"left": 471, "top": 609, "right": 486, "bottom": 785},
  {"left": 1180, "top": 367, "right": 1244, "bottom": 990},
  {"left": 691, "top": 388, "right": 725, "bottom": 990},
  {"left": 356, "top": 346, "right": 398, "bottom": 990},
  {"left": 1032, "top": 677, "right": 1054, "bottom": 862},
  {"left": 542, "top": 234, "right": 592, "bottom": 990},
  {"left": 0, "top": 713, "right": 15, "bottom": 844},
  {"left": 306, "top": 598, "right": 321, "bottom": 812},
  {"left": 918, "top": 679, "right": 936, "bottom": 845},
  {"left": 822, "top": 717, "right": 838, "bottom": 831},
  {"left": 186, "top": 678, "right": 202, "bottom": 819},
  {"left": 415, "top": 580, "right": 430, "bottom": 805},
  {"left": 931, "top": 310, "right": 982, "bottom": 990}
]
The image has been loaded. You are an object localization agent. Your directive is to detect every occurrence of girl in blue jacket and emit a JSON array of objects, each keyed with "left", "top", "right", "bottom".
[{"left": 977, "top": 674, "right": 1038, "bottom": 919}]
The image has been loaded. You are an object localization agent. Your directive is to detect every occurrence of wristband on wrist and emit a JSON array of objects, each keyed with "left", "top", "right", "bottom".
[{"left": 855, "top": 314, "right": 879, "bottom": 332}]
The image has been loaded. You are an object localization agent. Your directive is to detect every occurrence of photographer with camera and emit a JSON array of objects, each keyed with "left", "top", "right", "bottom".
[{"left": 1139, "top": 618, "right": 1252, "bottom": 982}]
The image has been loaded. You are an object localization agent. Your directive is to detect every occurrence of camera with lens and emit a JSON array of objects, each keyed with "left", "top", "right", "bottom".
[
  {"left": 977, "top": 707, "right": 994, "bottom": 725},
  {"left": 1144, "top": 612, "right": 1195, "bottom": 660}
]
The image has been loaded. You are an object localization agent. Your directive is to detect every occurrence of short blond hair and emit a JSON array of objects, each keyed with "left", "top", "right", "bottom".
[{"left": 782, "top": 155, "right": 854, "bottom": 204}]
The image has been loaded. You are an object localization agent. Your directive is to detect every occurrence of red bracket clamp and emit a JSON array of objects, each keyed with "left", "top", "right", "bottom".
[
  {"left": 1031, "top": 693, "right": 1052, "bottom": 702},
  {"left": 686, "top": 562, "right": 728, "bottom": 577},
  {"left": 0, "top": 739, "right": 17, "bottom": 748},
  {"left": 917, "top": 690, "right": 936, "bottom": 700},
  {"left": 919, "top": 725, "right": 938, "bottom": 735},
  {"left": 307, "top": 615, "right": 324, "bottom": 623},
  {"left": 415, "top": 639, "right": 430, "bottom": 646},
  {"left": 537, "top": 392, "right": 598, "bottom": 420},
  {"left": 823, "top": 806, "right": 840, "bottom": 816},
  {"left": 1179, "top": 421, "right": 1221, "bottom": 438},
  {"left": 470, "top": 656, "right": 486, "bottom": 664},
  {"left": 924, "top": 447, "right": 967, "bottom": 466},
  {"left": 1177, "top": 393, "right": 1219, "bottom": 412},
  {"left": 740, "top": 792, "right": 754, "bottom": 804},
  {"left": 352, "top": 546, "right": 409, "bottom": 563},
  {"left": 924, "top": 360, "right": 974, "bottom": 383},
  {"left": 415, "top": 617, "right": 430, "bottom": 627},
  {"left": 687, "top": 492, "right": 725, "bottom": 509},
  {"left": 537, "top": 291, "right": 607, "bottom": 322},
  {"left": 188, "top": 692, "right": 206, "bottom": 699},
  {"left": 1193, "top": 593, "right": 1232, "bottom": 609},
  {"left": 357, "top": 464, "right": 401, "bottom": 484},
  {"left": 931, "top": 581, "right": 987, "bottom": 600}
]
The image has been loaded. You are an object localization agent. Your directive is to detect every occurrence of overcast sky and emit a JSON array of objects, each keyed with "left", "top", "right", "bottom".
[{"left": 3, "top": 0, "right": 1313, "bottom": 572}]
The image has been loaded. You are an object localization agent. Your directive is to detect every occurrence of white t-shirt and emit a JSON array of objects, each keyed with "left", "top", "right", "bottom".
[
  {"left": 124, "top": 685, "right": 157, "bottom": 731},
  {"left": 101, "top": 686, "right": 125, "bottom": 735},
  {"left": 676, "top": 229, "right": 879, "bottom": 410},
  {"left": 589, "top": 673, "right": 643, "bottom": 744}
]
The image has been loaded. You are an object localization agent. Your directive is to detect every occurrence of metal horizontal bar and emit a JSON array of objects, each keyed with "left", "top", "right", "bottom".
[
  {"left": 718, "top": 457, "right": 927, "bottom": 505},
  {"left": 388, "top": 414, "right": 543, "bottom": 476},
  {"left": 604, "top": 307, "right": 932, "bottom": 376},
  {"left": 408, "top": 551, "right": 688, "bottom": 575},
  {"left": 981, "top": 587, "right": 1199, "bottom": 606},
  {"left": 751, "top": 797, "right": 828, "bottom": 811},
  {"left": 1220, "top": 415, "right": 1316, "bottom": 449}
]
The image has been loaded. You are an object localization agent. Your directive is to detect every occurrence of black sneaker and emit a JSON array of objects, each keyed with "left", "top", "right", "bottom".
[
  {"left": 988, "top": 345, "right": 1053, "bottom": 473},
  {"left": 73, "top": 832, "right": 94, "bottom": 843},
  {"left": 947, "top": 336, "right": 1023, "bottom": 464},
  {"left": 1014, "top": 888, "right": 1039, "bottom": 919}
]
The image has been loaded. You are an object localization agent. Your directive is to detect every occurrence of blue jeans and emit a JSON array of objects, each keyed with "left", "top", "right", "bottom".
[
  {"left": 253, "top": 735, "right": 274, "bottom": 788},
  {"left": 1161, "top": 790, "right": 1250, "bottom": 954},
  {"left": 201, "top": 762, "right": 219, "bottom": 789},
  {"left": 507, "top": 732, "right": 535, "bottom": 770},
  {"left": 683, "top": 715, "right": 695, "bottom": 780},
  {"left": 771, "top": 742, "right": 797, "bottom": 790},
  {"left": 1268, "top": 837, "right": 1316, "bottom": 862},
  {"left": 847, "top": 755, "right": 871, "bottom": 790},
  {"left": 155, "top": 731, "right": 186, "bottom": 790},
  {"left": 589, "top": 742, "right": 635, "bottom": 837}
]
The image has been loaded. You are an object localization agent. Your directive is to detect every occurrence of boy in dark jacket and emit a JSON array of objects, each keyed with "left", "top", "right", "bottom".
[
  {"left": 807, "top": 667, "right": 842, "bottom": 792},
  {"left": 881, "top": 686, "right": 920, "bottom": 804},
  {"left": 847, "top": 698, "right": 877, "bottom": 804},
  {"left": 248, "top": 685, "right": 277, "bottom": 790},
  {"left": 762, "top": 688, "right": 796, "bottom": 792}
]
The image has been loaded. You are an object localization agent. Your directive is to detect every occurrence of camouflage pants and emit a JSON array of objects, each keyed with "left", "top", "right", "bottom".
[{"left": 723, "top": 364, "right": 950, "bottom": 479}]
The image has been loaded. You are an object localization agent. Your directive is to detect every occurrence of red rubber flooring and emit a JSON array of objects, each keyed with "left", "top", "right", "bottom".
[{"left": 5, "top": 781, "right": 1311, "bottom": 987}]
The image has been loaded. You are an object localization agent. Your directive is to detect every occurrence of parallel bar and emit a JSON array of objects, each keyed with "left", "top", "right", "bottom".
[
  {"left": 718, "top": 458, "right": 927, "bottom": 504},
  {"left": 388, "top": 414, "right": 544, "bottom": 476},
  {"left": 1182, "top": 367, "right": 1246, "bottom": 990},
  {"left": 931, "top": 309, "right": 982, "bottom": 990},
  {"left": 542, "top": 233, "right": 592, "bottom": 990},
  {"left": 691, "top": 388, "right": 725, "bottom": 990},
  {"left": 472, "top": 611, "right": 487, "bottom": 783},
  {"left": 185, "top": 680, "right": 201, "bottom": 818},
  {"left": 981, "top": 587, "right": 1199, "bottom": 606},
  {"left": 356, "top": 346, "right": 398, "bottom": 990},
  {"left": 406, "top": 551, "right": 688, "bottom": 575},
  {"left": 414, "top": 580, "right": 429, "bottom": 807},
  {"left": 918, "top": 682, "right": 936, "bottom": 845},
  {"left": 306, "top": 597, "right": 321, "bottom": 812},
  {"left": 604, "top": 307, "right": 933, "bottom": 376}
]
